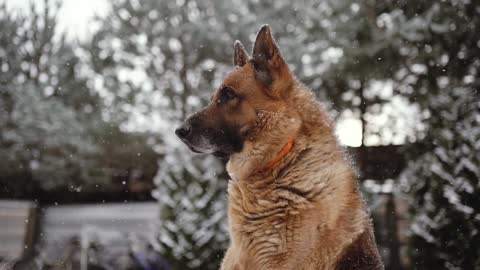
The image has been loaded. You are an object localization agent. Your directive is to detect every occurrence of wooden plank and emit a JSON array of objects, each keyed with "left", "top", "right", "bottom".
[
  {"left": 38, "top": 202, "right": 158, "bottom": 245},
  {"left": 0, "top": 200, "right": 37, "bottom": 260}
]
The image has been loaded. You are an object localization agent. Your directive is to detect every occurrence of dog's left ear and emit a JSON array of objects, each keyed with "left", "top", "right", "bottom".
[
  {"left": 251, "top": 25, "right": 288, "bottom": 87},
  {"left": 233, "top": 40, "right": 249, "bottom": 67}
]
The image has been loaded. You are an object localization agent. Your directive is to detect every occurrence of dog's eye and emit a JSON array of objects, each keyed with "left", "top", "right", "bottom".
[{"left": 218, "top": 87, "right": 236, "bottom": 104}]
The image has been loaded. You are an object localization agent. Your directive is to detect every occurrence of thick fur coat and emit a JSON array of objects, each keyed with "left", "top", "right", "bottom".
[
  {"left": 175, "top": 25, "right": 383, "bottom": 270},
  {"left": 223, "top": 83, "right": 383, "bottom": 269}
]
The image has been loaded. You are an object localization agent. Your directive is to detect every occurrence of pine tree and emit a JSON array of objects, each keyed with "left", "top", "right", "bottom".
[
  {"left": 0, "top": 1, "right": 101, "bottom": 195},
  {"left": 0, "top": 0, "right": 156, "bottom": 198},
  {"left": 402, "top": 87, "right": 480, "bottom": 269},
  {"left": 398, "top": 1, "right": 480, "bottom": 268}
]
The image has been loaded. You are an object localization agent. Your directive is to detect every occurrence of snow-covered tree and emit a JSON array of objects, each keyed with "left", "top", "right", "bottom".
[
  {"left": 0, "top": 1, "right": 100, "bottom": 194},
  {"left": 0, "top": 1, "right": 157, "bottom": 198},
  {"left": 401, "top": 87, "right": 480, "bottom": 269},
  {"left": 398, "top": 1, "right": 480, "bottom": 268}
]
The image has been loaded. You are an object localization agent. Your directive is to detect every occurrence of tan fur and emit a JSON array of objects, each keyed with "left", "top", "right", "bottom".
[
  {"left": 179, "top": 25, "right": 383, "bottom": 270},
  {"left": 223, "top": 28, "right": 382, "bottom": 270},
  {"left": 221, "top": 81, "right": 381, "bottom": 269}
]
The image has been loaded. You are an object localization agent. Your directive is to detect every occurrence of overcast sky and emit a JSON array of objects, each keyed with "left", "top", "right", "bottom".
[{"left": 2, "top": 0, "right": 109, "bottom": 40}]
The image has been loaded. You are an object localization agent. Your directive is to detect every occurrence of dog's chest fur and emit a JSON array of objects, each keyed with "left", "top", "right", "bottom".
[{"left": 222, "top": 142, "right": 375, "bottom": 270}]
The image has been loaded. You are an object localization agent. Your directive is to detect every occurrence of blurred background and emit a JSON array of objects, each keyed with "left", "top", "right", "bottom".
[{"left": 0, "top": 0, "right": 479, "bottom": 269}]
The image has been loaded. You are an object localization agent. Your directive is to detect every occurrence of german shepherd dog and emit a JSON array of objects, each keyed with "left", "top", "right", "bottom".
[{"left": 175, "top": 25, "right": 383, "bottom": 270}]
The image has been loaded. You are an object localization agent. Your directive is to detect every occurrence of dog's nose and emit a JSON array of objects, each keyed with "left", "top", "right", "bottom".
[{"left": 175, "top": 123, "right": 192, "bottom": 139}]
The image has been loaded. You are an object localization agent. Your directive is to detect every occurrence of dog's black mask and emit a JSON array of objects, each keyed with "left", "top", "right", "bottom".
[{"left": 175, "top": 111, "right": 244, "bottom": 158}]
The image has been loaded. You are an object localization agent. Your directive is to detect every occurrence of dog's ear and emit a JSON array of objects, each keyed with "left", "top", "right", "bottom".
[
  {"left": 251, "top": 25, "right": 287, "bottom": 87},
  {"left": 233, "top": 40, "right": 249, "bottom": 67}
]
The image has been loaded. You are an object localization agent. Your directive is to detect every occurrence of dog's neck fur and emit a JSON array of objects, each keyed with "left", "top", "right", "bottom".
[
  {"left": 225, "top": 82, "right": 369, "bottom": 268},
  {"left": 227, "top": 107, "right": 301, "bottom": 181},
  {"left": 227, "top": 81, "right": 338, "bottom": 181}
]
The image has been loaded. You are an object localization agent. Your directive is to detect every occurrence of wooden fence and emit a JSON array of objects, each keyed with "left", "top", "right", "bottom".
[{"left": 0, "top": 200, "right": 36, "bottom": 262}]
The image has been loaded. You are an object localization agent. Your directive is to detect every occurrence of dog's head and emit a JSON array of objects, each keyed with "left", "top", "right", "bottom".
[{"left": 175, "top": 25, "right": 294, "bottom": 157}]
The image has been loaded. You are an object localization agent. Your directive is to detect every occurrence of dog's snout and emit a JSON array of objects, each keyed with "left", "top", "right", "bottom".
[{"left": 175, "top": 123, "right": 192, "bottom": 139}]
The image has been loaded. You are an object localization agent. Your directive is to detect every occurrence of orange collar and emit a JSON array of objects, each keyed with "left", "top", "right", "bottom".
[{"left": 263, "top": 130, "right": 298, "bottom": 170}]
